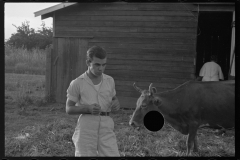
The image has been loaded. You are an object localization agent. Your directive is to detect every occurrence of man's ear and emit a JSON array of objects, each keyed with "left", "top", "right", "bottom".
[{"left": 86, "top": 59, "right": 90, "bottom": 67}]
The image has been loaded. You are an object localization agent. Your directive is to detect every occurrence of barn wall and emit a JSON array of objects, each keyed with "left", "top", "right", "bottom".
[
  {"left": 51, "top": 2, "right": 198, "bottom": 105},
  {"left": 50, "top": 38, "right": 88, "bottom": 103}
]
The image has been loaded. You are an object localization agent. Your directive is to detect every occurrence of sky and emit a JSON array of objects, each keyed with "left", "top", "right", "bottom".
[{"left": 4, "top": 3, "right": 60, "bottom": 41}]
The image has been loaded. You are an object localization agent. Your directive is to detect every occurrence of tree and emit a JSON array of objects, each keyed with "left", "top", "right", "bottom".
[
  {"left": 6, "top": 20, "right": 53, "bottom": 50},
  {"left": 36, "top": 22, "right": 53, "bottom": 49}
]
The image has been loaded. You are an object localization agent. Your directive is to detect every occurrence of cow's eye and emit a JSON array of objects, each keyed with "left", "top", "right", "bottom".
[
  {"left": 153, "top": 98, "right": 161, "bottom": 106},
  {"left": 141, "top": 104, "right": 147, "bottom": 108}
]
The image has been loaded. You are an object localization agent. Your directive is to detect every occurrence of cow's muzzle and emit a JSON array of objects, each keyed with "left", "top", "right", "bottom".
[
  {"left": 129, "top": 121, "right": 141, "bottom": 131},
  {"left": 129, "top": 121, "right": 137, "bottom": 127},
  {"left": 129, "top": 120, "right": 141, "bottom": 130}
]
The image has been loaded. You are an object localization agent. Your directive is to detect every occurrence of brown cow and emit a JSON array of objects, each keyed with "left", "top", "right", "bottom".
[{"left": 129, "top": 80, "right": 235, "bottom": 155}]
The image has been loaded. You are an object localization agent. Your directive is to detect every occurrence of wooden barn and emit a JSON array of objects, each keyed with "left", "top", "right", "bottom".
[{"left": 34, "top": 1, "right": 235, "bottom": 108}]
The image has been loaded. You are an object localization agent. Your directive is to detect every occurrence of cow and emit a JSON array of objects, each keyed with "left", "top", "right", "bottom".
[{"left": 129, "top": 80, "right": 235, "bottom": 156}]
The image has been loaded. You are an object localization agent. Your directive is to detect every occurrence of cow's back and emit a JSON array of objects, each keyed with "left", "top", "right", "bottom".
[{"left": 192, "top": 80, "right": 235, "bottom": 128}]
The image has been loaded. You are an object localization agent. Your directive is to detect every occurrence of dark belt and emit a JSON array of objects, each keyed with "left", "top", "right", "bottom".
[
  {"left": 85, "top": 112, "right": 110, "bottom": 116},
  {"left": 99, "top": 112, "right": 110, "bottom": 116}
]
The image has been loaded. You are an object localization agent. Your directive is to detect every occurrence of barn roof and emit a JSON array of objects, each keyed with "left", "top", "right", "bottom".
[
  {"left": 34, "top": 2, "right": 235, "bottom": 20},
  {"left": 34, "top": 2, "right": 77, "bottom": 19}
]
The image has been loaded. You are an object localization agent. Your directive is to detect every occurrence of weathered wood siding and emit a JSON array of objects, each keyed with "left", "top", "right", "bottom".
[
  {"left": 50, "top": 38, "right": 88, "bottom": 103},
  {"left": 52, "top": 2, "right": 198, "bottom": 104}
]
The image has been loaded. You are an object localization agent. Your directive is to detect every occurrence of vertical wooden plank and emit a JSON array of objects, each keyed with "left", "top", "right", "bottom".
[
  {"left": 76, "top": 39, "right": 88, "bottom": 77},
  {"left": 61, "top": 38, "right": 79, "bottom": 103},
  {"left": 51, "top": 38, "right": 58, "bottom": 101},
  {"left": 193, "top": 13, "right": 199, "bottom": 79},
  {"left": 69, "top": 38, "right": 76, "bottom": 81},
  {"left": 53, "top": 13, "right": 55, "bottom": 37},
  {"left": 61, "top": 38, "right": 72, "bottom": 103},
  {"left": 70, "top": 38, "right": 79, "bottom": 80},
  {"left": 45, "top": 48, "right": 51, "bottom": 98},
  {"left": 56, "top": 38, "right": 65, "bottom": 103}
]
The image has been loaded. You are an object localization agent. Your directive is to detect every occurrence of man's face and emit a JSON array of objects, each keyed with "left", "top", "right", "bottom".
[{"left": 87, "top": 56, "right": 107, "bottom": 77}]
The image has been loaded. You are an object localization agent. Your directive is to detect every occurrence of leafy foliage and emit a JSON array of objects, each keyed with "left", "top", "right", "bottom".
[{"left": 6, "top": 20, "right": 53, "bottom": 50}]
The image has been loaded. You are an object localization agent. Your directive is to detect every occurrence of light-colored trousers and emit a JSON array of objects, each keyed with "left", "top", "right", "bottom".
[{"left": 72, "top": 114, "right": 120, "bottom": 157}]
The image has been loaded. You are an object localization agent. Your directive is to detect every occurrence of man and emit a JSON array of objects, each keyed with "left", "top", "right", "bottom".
[
  {"left": 198, "top": 55, "right": 224, "bottom": 81},
  {"left": 66, "top": 46, "right": 120, "bottom": 157},
  {"left": 198, "top": 55, "right": 226, "bottom": 135}
]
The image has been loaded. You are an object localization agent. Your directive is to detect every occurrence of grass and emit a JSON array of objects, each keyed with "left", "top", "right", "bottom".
[
  {"left": 4, "top": 73, "right": 235, "bottom": 157},
  {"left": 5, "top": 119, "right": 75, "bottom": 156}
]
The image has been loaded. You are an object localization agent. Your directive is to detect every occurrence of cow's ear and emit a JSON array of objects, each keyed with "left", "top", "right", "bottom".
[
  {"left": 149, "top": 83, "right": 157, "bottom": 95},
  {"left": 151, "top": 87, "right": 157, "bottom": 94},
  {"left": 153, "top": 97, "right": 161, "bottom": 106}
]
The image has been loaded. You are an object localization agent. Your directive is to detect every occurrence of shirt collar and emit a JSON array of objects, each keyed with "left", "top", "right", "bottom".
[{"left": 82, "top": 71, "right": 107, "bottom": 85}]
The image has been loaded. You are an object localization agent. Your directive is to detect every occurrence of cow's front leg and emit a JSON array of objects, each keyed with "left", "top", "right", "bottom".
[
  {"left": 186, "top": 125, "right": 198, "bottom": 156},
  {"left": 186, "top": 134, "right": 194, "bottom": 156},
  {"left": 193, "top": 135, "right": 199, "bottom": 152}
]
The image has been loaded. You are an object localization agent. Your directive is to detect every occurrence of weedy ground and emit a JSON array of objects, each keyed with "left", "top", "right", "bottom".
[{"left": 5, "top": 73, "right": 235, "bottom": 157}]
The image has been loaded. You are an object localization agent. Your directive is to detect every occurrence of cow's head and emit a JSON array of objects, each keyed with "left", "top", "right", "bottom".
[{"left": 129, "top": 83, "right": 162, "bottom": 128}]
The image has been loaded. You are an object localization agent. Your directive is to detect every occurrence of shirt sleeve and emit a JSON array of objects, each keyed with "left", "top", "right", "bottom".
[
  {"left": 111, "top": 78, "right": 116, "bottom": 98},
  {"left": 218, "top": 66, "right": 224, "bottom": 80},
  {"left": 199, "top": 64, "right": 206, "bottom": 77},
  {"left": 66, "top": 79, "right": 80, "bottom": 103}
]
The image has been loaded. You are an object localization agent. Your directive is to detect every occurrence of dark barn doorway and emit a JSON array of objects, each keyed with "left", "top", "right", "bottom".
[{"left": 196, "top": 12, "right": 232, "bottom": 80}]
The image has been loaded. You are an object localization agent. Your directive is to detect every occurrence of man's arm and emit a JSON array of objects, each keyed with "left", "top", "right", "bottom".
[
  {"left": 66, "top": 99, "right": 90, "bottom": 115},
  {"left": 218, "top": 66, "right": 224, "bottom": 81},
  {"left": 66, "top": 99, "right": 101, "bottom": 115},
  {"left": 111, "top": 96, "right": 120, "bottom": 111}
]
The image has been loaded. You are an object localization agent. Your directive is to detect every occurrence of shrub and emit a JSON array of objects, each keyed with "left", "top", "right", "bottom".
[
  {"left": 15, "top": 94, "right": 33, "bottom": 109},
  {"left": 34, "top": 98, "right": 48, "bottom": 107}
]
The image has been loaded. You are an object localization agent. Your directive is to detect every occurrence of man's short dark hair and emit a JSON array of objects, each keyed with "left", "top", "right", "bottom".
[
  {"left": 211, "top": 55, "right": 218, "bottom": 62},
  {"left": 87, "top": 46, "right": 107, "bottom": 61}
]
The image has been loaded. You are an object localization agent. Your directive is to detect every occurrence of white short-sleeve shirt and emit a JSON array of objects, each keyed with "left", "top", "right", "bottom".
[
  {"left": 199, "top": 61, "right": 224, "bottom": 81},
  {"left": 66, "top": 72, "right": 116, "bottom": 112}
]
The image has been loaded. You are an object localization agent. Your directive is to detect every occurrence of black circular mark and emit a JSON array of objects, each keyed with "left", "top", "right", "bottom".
[{"left": 143, "top": 111, "right": 164, "bottom": 132}]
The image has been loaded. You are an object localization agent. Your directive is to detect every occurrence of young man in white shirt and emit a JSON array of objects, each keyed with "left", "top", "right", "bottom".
[
  {"left": 66, "top": 46, "right": 120, "bottom": 157},
  {"left": 198, "top": 55, "right": 224, "bottom": 81}
]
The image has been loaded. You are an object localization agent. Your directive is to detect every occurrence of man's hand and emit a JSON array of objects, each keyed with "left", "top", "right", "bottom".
[
  {"left": 89, "top": 103, "right": 101, "bottom": 115},
  {"left": 111, "top": 98, "right": 120, "bottom": 112}
]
